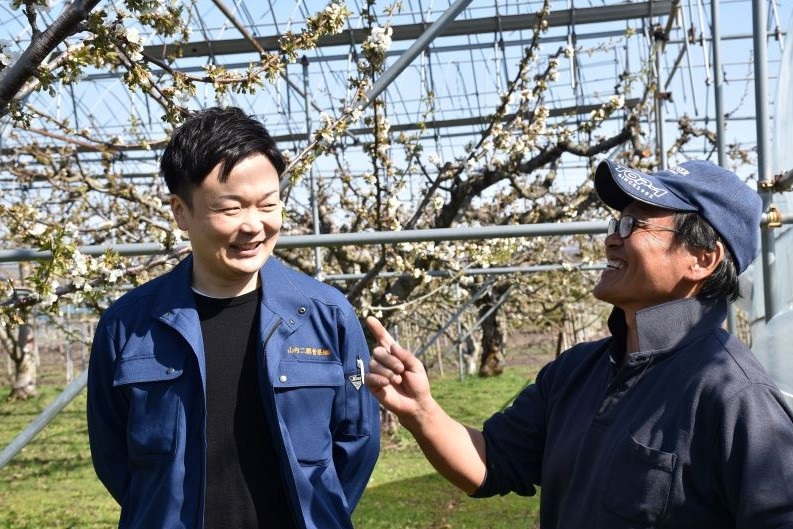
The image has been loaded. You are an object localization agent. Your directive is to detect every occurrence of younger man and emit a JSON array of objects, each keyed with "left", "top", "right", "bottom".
[{"left": 88, "top": 106, "right": 379, "bottom": 529}]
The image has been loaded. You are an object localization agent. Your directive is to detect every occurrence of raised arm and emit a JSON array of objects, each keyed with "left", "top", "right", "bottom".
[{"left": 364, "top": 316, "right": 487, "bottom": 494}]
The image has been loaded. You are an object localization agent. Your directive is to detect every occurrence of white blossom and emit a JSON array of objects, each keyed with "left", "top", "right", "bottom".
[
  {"left": 107, "top": 269, "right": 123, "bottom": 283},
  {"left": 347, "top": 105, "right": 363, "bottom": 123},
  {"left": 40, "top": 292, "right": 58, "bottom": 308},
  {"left": 386, "top": 195, "right": 401, "bottom": 215},
  {"left": 172, "top": 89, "right": 191, "bottom": 103},
  {"left": 609, "top": 94, "right": 625, "bottom": 109},
  {"left": 125, "top": 27, "right": 141, "bottom": 45},
  {"left": 366, "top": 26, "right": 393, "bottom": 54},
  {"left": 28, "top": 223, "right": 47, "bottom": 236},
  {"left": 0, "top": 49, "right": 19, "bottom": 67},
  {"left": 72, "top": 250, "right": 89, "bottom": 276}
]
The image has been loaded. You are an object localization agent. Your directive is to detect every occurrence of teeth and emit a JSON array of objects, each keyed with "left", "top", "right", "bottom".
[
  {"left": 234, "top": 242, "right": 259, "bottom": 250},
  {"left": 607, "top": 259, "right": 624, "bottom": 270}
]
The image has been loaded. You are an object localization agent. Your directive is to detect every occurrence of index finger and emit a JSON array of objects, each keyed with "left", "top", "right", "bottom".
[{"left": 365, "top": 316, "right": 396, "bottom": 349}]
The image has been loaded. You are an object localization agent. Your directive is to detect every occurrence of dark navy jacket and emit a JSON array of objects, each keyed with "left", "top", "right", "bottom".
[
  {"left": 475, "top": 297, "right": 793, "bottom": 528},
  {"left": 87, "top": 255, "right": 380, "bottom": 529}
]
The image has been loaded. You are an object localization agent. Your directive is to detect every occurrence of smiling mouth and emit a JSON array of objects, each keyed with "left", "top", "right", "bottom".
[{"left": 231, "top": 242, "right": 262, "bottom": 251}]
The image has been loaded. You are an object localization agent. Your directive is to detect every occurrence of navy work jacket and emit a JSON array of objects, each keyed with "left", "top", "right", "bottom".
[
  {"left": 475, "top": 297, "right": 793, "bottom": 528},
  {"left": 87, "top": 255, "right": 380, "bottom": 529}
]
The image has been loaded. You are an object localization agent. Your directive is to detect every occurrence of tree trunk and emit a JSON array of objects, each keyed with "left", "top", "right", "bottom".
[
  {"left": 478, "top": 299, "right": 506, "bottom": 377},
  {"left": 8, "top": 322, "right": 38, "bottom": 400},
  {"left": 461, "top": 333, "right": 481, "bottom": 376},
  {"left": 380, "top": 407, "right": 400, "bottom": 442}
]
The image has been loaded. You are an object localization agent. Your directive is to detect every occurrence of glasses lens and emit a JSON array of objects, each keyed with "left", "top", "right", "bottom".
[
  {"left": 618, "top": 216, "right": 635, "bottom": 238},
  {"left": 607, "top": 218, "right": 618, "bottom": 236}
]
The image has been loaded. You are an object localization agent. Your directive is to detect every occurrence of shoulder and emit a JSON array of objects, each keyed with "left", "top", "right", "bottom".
[
  {"left": 100, "top": 262, "right": 190, "bottom": 323},
  {"left": 687, "top": 329, "right": 787, "bottom": 414},
  {"left": 708, "top": 329, "right": 776, "bottom": 388},
  {"left": 269, "top": 258, "right": 355, "bottom": 314}
]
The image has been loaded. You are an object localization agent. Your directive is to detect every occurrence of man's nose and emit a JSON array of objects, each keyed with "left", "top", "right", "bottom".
[
  {"left": 604, "top": 230, "right": 622, "bottom": 248},
  {"left": 239, "top": 208, "right": 265, "bottom": 231}
]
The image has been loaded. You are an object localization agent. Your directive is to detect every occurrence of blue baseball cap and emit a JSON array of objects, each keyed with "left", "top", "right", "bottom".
[{"left": 595, "top": 159, "right": 762, "bottom": 274}]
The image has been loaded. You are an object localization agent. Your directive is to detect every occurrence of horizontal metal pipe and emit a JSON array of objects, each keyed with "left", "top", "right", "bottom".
[
  {"left": 323, "top": 263, "right": 606, "bottom": 282},
  {"left": 3, "top": 212, "right": 788, "bottom": 265},
  {"left": 0, "top": 221, "right": 610, "bottom": 263}
]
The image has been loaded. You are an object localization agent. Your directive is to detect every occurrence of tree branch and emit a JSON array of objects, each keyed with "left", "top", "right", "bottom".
[{"left": 0, "top": 0, "right": 101, "bottom": 117}]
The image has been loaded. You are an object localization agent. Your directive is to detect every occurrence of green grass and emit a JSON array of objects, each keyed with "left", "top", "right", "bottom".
[
  {"left": 0, "top": 367, "right": 540, "bottom": 529},
  {"left": 353, "top": 367, "right": 540, "bottom": 529},
  {"left": 0, "top": 386, "right": 119, "bottom": 528}
]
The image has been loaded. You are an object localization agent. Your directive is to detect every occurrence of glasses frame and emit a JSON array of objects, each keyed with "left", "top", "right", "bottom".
[{"left": 607, "top": 215, "right": 680, "bottom": 239}]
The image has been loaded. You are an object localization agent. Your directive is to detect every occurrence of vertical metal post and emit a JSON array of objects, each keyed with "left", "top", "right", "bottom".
[
  {"left": 752, "top": 0, "right": 778, "bottom": 322},
  {"left": 456, "top": 283, "right": 465, "bottom": 382},
  {"left": 655, "top": 52, "right": 667, "bottom": 169},
  {"left": 301, "top": 56, "right": 323, "bottom": 277},
  {"left": 712, "top": 0, "right": 726, "bottom": 201},
  {"left": 711, "top": 0, "right": 736, "bottom": 333}
]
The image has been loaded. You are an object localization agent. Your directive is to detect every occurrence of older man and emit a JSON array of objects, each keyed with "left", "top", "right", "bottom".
[{"left": 365, "top": 159, "right": 793, "bottom": 528}]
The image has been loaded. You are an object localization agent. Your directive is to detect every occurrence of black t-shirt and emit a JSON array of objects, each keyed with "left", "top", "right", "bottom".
[{"left": 195, "top": 289, "right": 297, "bottom": 529}]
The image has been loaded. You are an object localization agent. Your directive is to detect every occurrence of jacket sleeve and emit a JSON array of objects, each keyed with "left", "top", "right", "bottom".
[
  {"left": 331, "top": 309, "right": 380, "bottom": 511},
  {"left": 718, "top": 383, "right": 793, "bottom": 528},
  {"left": 86, "top": 316, "right": 129, "bottom": 504}
]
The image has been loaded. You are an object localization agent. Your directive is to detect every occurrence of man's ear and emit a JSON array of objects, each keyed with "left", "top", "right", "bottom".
[
  {"left": 170, "top": 195, "right": 190, "bottom": 231},
  {"left": 687, "top": 241, "right": 725, "bottom": 282}
]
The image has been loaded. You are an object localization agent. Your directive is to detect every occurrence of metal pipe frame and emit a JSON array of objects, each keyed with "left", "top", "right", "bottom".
[
  {"left": 0, "top": 220, "right": 611, "bottom": 263},
  {"left": 2, "top": 212, "right": 790, "bottom": 264},
  {"left": 753, "top": 0, "right": 778, "bottom": 322},
  {"left": 144, "top": 1, "right": 675, "bottom": 60}
]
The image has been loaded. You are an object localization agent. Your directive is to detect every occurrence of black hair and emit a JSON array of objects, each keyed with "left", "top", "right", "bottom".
[
  {"left": 160, "top": 106, "right": 287, "bottom": 208},
  {"left": 674, "top": 211, "right": 740, "bottom": 302}
]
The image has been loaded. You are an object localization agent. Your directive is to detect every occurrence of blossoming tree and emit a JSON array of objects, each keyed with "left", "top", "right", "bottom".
[{"left": 0, "top": 0, "right": 733, "bottom": 399}]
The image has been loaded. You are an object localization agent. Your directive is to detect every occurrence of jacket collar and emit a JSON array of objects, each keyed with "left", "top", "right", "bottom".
[
  {"left": 607, "top": 297, "right": 728, "bottom": 365},
  {"left": 258, "top": 257, "right": 310, "bottom": 333},
  {"left": 150, "top": 254, "right": 310, "bottom": 332},
  {"left": 150, "top": 256, "right": 199, "bottom": 333}
]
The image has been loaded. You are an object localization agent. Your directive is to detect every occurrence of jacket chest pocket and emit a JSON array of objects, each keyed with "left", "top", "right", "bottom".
[
  {"left": 601, "top": 435, "right": 677, "bottom": 527},
  {"left": 274, "top": 360, "right": 344, "bottom": 464},
  {"left": 114, "top": 355, "right": 185, "bottom": 462}
]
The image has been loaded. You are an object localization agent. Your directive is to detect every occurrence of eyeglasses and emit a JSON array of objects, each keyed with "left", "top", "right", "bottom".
[{"left": 607, "top": 215, "right": 679, "bottom": 239}]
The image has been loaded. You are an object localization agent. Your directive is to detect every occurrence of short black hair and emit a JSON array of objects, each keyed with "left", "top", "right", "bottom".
[
  {"left": 160, "top": 106, "right": 287, "bottom": 208},
  {"left": 674, "top": 211, "right": 740, "bottom": 302}
]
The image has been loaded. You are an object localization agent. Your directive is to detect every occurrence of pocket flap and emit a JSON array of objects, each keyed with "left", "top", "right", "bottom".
[
  {"left": 113, "top": 355, "right": 184, "bottom": 386},
  {"left": 275, "top": 360, "right": 344, "bottom": 388}
]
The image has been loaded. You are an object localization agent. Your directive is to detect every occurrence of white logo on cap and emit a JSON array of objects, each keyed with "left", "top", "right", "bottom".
[{"left": 616, "top": 165, "right": 667, "bottom": 199}]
